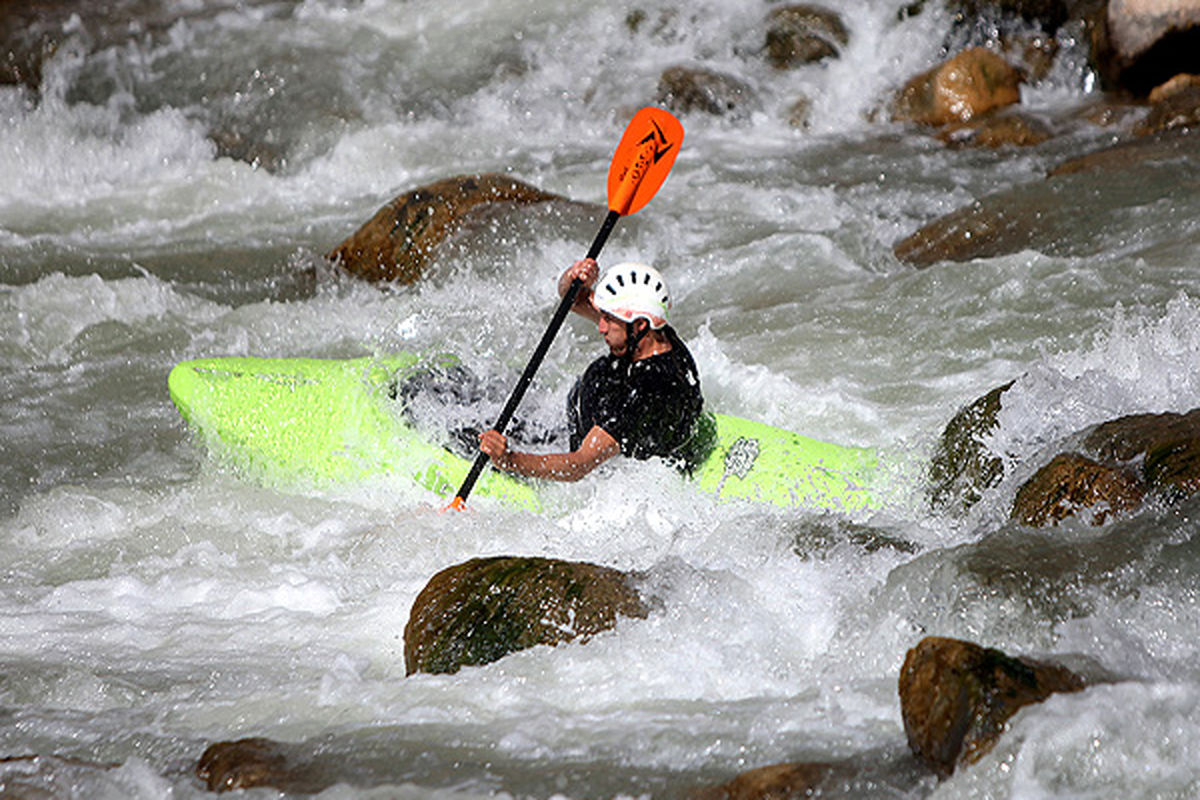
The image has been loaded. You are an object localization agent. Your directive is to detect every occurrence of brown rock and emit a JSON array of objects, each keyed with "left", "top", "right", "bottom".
[
  {"left": 764, "top": 5, "right": 849, "bottom": 69},
  {"left": 1011, "top": 452, "right": 1146, "bottom": 526},
  {"left": 1148, "top": 71, "right": 1200, "bottom": 101},
  {"left": 937, "top": 110, "right": 1053, "bottom": 147},
  {"left": 1134, "top": 83, "right": 1200, "bottom": 134},
  {"left": 403, "top": 556, "right": 648, "bottom": 675},
  {"left": 327, "top": 173, "right": 563, "bottom": 285},
  {"left": 899, "top": 636, "right": 1086, "bottom": 777},
  {"left": 656, "top": 65, "right": 761, "bottom": 119},
  {"left": 197, "top": 738, "right": 290, "bottom": 793},
  {"left": 690, "top": 761, "right": 833, "bottom": 800},
  {"left": 1085, "top": 407, "right": 1200, "bottom": 498},
  {"left": 928, "top": 381, "right": 1014, "bottom": 513},
  {"left": 1102, "top": 0, "right": 1200, "bottom": 92},
  {"left": 892, "top": 47, "right": 1024, "bottom": 127}
]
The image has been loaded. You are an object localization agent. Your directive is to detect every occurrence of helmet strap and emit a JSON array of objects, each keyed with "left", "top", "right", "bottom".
[{"left": 624, "top": 319, "right": 649, "bottom": 362}]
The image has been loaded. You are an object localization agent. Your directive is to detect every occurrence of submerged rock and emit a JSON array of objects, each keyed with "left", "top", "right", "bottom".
[
  {"left": 403, "top": 556, "right": 648, "bottom": 675},
  {"left": 764, "top": 5, "right": 849, "bottom": 69},
  {"left": 892, "top": 47, "right": 1024, "bottom": 127},
  {"left": 894, "top": 126, "right": 1200, "bottom": 266},
  {"left": 656, "top": 65, "right": 761, "bottom": 119},
  {"left": 937, "top": 109, "right": 1053, "bottom": 147},
  {"left": 899, "top": 636, "right": 1086, "bottom": 777},
  {"left": 327, "top": 174, "right": 564, "bottom": 285},
  {"left": 197, "top": 738, "right": 293, "bottom": 793},
  {"left": 690, "top": 761, "right": 834, "bottom": 799}
]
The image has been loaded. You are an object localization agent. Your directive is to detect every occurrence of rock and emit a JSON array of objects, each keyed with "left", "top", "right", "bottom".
[
  {"left": 946, "top": 0, "right": 1074, "bottom": 30},
  {"left": 197, "top": 738, "right": 291, "bottom": 793},
  {"left": 1133, "top": 83, "right": 1200, "bottom": 134},
  {"left": 937, "top": 109, "right": 1053, "bottom": 147},
  {"left": 1085, "top": 407, "right": 1200, "bottom": 498},
  {"left": 403, "top": 556, "right": 648, "bottom": 675},
  {"left": 1011, "top": 452, "right": 1146, "bottom": 526},
  {"left": 1100, "top": 0, "right": 1200, "bottom": 93},
  {"left": 1148, "top": 71, "right": 1200, "bottom": 101},
  {"left": 898, "top": 636, "right": 1086, "bottom": 777},
  {"left": 1009, "top": 409, "right": 1200, "bottom": 526},
  {"left": 786, "top": 95, "right": 813, "bottom": 128},
  {"left": 327, "top": 173, "right": 564, "bottom": 285},
  {"left": 689, "top": 762, "right": 833, "bottom": 800},
  {"left": 928, "top": 381, "right": 1014, "bottom": 513},
  {"left": 894, "top": 126, "right": 1200, "bottom": 266},
  {"left": 656, "top": 65, "right": 761, "bottom": 120},
  {"left": 892, "top": 47, "right": 1024, "bottom": 127},
  {"left": 764, "top": 5, "right": 849, "bottom": 69}
]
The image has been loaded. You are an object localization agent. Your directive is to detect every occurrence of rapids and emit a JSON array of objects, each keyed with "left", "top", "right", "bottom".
[{"left": 3, "top": 0, "right": 1200, "bottom": 797}]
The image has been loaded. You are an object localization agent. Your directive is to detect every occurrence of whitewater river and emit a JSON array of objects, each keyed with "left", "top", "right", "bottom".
[{"left": 4, "top": 0, "right": 1200, "bottom": 797}]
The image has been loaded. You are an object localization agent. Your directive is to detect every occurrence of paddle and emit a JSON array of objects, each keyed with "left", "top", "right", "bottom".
[{"left": 446, "top": 107, "right": 684, "bottom": 511}]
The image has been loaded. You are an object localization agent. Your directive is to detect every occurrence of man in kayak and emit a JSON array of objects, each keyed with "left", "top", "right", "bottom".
[{"left": 479, "top": 257, "right": 709, "bottom": 481}]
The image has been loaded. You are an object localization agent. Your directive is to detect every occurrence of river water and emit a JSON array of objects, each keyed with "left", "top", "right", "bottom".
[{"left": 4, "top": 0, "right": 1200, "bottom": 797}]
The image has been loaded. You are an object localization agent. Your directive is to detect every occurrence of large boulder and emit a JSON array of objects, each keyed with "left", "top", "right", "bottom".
[
  {"left": 1011, "top": 408, "right": 1200, "bottom": 526},
  {"left": 892, "top": 47, "right": 1024, "bottom": 127},
  {"left": 1099, "top": 0, "right": 1200, "bottom": 93},
  {"left": 764, "top": 5, "right": 849, "bottom": 69},
  {"left": 403, "top": 556, "right": 648, "bottom": 675},
  {"left": 928, "top": 381, "right": 1014, "bottom": 513},
  {"left": 656, "top": 65, "right": 761, "bottom": 120},
  {"left": 1011, "top": 452, "right": 1146, "bottom": 526},
  {"left": 899, "top": 636, "right": 1087, "bottom": 777},
  {"left": 327, "top": 174, "right": 564, "bottom": 285}
]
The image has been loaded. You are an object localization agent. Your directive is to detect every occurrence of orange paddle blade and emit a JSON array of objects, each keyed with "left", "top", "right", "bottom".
[{"left": 607, "top": 107, "right": 684, "bottom": 216}]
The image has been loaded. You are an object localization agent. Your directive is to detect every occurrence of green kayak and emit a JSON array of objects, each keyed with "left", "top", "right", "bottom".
[{"left": 168, "top": 354, "right": 878, "bottom": 512}]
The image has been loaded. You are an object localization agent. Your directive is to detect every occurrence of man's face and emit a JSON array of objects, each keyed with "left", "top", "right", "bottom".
[{"left": 597, "top": 312, "right": 630, "bottom": 356}]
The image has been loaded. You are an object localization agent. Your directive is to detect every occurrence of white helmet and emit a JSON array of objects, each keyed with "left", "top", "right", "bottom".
[{"left": 592, "top": 262, "right": 671, "bottom": 329}]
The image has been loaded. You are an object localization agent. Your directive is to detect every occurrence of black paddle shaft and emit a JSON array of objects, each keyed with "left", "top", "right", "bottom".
[{"left": 453, "top": 209, "right": 621, "bottom": 504}]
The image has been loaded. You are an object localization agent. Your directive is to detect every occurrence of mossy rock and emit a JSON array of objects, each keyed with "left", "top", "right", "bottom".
[{"left": 404, "top": 556, "right": 648, "bottom": 675}]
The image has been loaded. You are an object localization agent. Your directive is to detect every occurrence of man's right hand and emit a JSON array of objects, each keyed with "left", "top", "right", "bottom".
[
  {"left": 558, "top": 258, "right": 598, "bottom": 297},
  {"left": 479, "top": 429, "right": 510, "bottom": 468}
]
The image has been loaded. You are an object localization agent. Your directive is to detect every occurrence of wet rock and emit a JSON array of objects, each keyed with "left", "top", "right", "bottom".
[
  {"left": 1099, "top": 0, "right": 1200, "bottom": 93},
  {"left": 786, "top": 95, "right": 813, "bottom": 128},
  {"left": 892, "top": 47, "right": 1024, "bottom": 127},
  {"left": 327, "top": 173, "right": 564, "bottom": 285},
  {"left": 196, "top": 738, "right": 291, "bottom": 793},
  {"left": 656, "top": 65, "right": 761, "bottom": 120},
  {"left": 1133, "top": 82, "right": 1200, "bottom": 135},
  {"left": 946, "top": 0, "right": 1074, "bottom": 30},
  {"left": 403, "top": 556, "right": 648, "bottom": 675},
  {"left": 898, "top": 636, "right": 1087, "bottom": 777},
  {"left": 1011, "top": 452, "right": 1146, "bottom": 526},
  {"left": 894, "top": 125, "right": 1200, "bottom": 266},
  {"left": 690, "top": 761, "right": 833, "bottom": 800},
  {"left": 1049, "top": 123, "right": 1197, "bottom": 175},
  {"left": 764, "top": 5, "right": 849, "bottom": 69},
  {"left": 937, "top": 109, "right": 1054, "bottom": 147},
  {"left": 1086, "top": 407, "right": 1200, "bottom": 498},
  {"left": 1010, "top": 408, "right": 1200, "bottom": 526},
  {"left": 928, "top": 381, "right": 1014, "bottom": 513}
]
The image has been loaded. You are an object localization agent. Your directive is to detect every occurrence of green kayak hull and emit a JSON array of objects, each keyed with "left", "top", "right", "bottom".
[{"left": 168, "top": 355, "right": 877, "bottom": 512}]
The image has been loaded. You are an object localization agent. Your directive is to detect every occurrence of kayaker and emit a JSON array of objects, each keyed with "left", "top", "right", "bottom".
[{"left": 479, "top": 258, "right": 709, "bottom": 481}]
